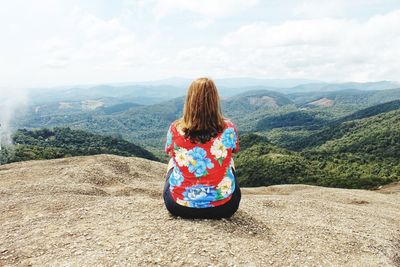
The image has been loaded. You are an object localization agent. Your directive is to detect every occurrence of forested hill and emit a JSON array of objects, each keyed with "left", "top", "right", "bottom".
[
  {"left": 334, "top": 99, "right": 400, "bottom": 124},
  {"left": 12, "top": 86, "right": 400, "bottom": 190},
  {"left": 290, "top": 102, "right": 400, "bottom": 152},
  {"left": 235, "top": 106, "right": 400, "bottom": 189},
  {"left": 20, "top": 87, "right": 400, "bottom": 151},
  {"left": 316, "top": 109, "right": 400, "bottom": 158},
  {"left": 0, "top": 127, "right": 158, "bottom": 164}
]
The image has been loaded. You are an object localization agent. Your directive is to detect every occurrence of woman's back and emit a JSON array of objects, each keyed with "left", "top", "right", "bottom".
[{"left": 165, "top": 119, "right": 239, "bottom": 208}]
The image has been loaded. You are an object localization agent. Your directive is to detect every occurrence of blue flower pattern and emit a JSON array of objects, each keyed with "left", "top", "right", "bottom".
[
  {"left": 168, "top": 164, "right": 184, "bottom": 191},
  {"left": 166, "top": 122, "right": 238, "bottom": 208},
  {"left": 182, "top": 184, "right": 217, "bottom": 208},
  {"left": 225, "top": 165, "right": 236, "bottom": 195},
  {"left": 165, "top": 127, "right": 173, "bottom": 150},
  {"left": 187, "top": 147, "right": 214, "bottom": 177},
  {"left": 221, "top": 127, "right": 237, "bottom": 150}
]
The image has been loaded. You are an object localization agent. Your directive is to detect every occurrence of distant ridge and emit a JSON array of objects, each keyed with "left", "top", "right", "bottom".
[
  {"left": 290, "top": 104, "right": 400, "bottom": 152},
  {"left": 287, "top": 81, "right": 400, "bottom": 93}
]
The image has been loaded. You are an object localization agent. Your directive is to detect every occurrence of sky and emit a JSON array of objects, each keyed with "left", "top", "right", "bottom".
[{"left": 1, "top": 0, "right": 400, "bottom": 88}]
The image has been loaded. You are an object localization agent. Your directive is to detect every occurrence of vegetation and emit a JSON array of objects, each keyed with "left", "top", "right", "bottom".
[
  {"left": 316, "top": 110, "right": 400, "bottom": 157},
  {"left": 12, "top": 87, "right": 400, "bottom": 189},
  {"left": 255, "top": 111, "right": 325, "bottom": 131},
  {"left": 333, "top": 99, "right": 400, "bottom": 124},
  {"left": 235, "top": 133, "right": 399, "bottom": 189},
  {"left": 19, "top": 88, "right": 400, "bottom": 149},
  {"left": 290, "top": 107, "right": 400, "bottom": 152},
  {"left": 0, "top": 127, "right": 158, "bottom": 164},
  {"left": 234, "top": 106, "right": 400, "bottom": 189}
]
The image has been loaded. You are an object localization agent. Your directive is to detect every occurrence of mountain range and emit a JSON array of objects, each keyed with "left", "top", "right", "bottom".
[{"left": 3, "top": 79, "right": 400, "bottom": 189}]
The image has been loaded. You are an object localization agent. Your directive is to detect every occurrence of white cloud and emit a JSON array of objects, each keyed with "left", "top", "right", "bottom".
[
  {"left": 43, "top": 56, "right": 70, "bottom": 69},
  {"left": 222, "top": 19, "right": 350, "bottom": 48},
  {"left": 153, "top": 0, "right": 259, "bottom": 19},
  {"left": 292, "top": 0, "right": 392, "bottom": 19},
  {"left": 193, "top": 18, "right": 214, "bottom": 29},
  {"left": 219, "top": 9, "right": 400, "bottom": 82},
  {"left": 1, "top": 1, "right": 400, "bottom": 87},
  {"left": 41, "top": 39, "right": 72, "bottom": 69},
  {"left": 36, "top": 11, "right": 155, "bottom": 82}
]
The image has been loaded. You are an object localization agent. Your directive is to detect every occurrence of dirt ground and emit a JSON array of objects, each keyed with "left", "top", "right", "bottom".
[{"left": 1, "top": 154, "right": 399, "bottom": 267}]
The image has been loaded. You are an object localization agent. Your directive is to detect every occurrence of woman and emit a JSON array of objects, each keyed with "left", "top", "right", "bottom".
[{"left": 163, "top": 77, "right": 241, "bottom": 219}]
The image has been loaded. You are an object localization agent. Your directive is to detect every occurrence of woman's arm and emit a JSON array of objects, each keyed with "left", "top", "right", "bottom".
[
  {"left": 231, "top": 158, "right": 236, "bottom": 171},
  {"left": 167, "top": 158, "right": 174, "bottom": 172}
]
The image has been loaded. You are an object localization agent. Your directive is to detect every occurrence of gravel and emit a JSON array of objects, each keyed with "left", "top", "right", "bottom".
[{"left": 0, "top": 154, "right": 399, "bottom": 267}]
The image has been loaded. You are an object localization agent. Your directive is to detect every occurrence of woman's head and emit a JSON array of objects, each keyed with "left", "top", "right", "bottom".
[{"left": 177, "top": 77, "right": 225, "bottom": 143}]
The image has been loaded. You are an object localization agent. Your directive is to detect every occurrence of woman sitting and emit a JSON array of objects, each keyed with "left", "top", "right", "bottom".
[{"left": 163, "top": 77, "right": 241, "bottom": 219}]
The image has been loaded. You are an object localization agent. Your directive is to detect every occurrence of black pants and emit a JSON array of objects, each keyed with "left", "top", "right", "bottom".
[{"left": 163, "top": 167, "right": 241, "bottom": 219}]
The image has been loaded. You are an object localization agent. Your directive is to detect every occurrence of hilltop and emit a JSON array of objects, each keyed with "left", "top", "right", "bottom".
[
  {"left": 1, "top": 155, "right": 399, "bottom": 266},
  {"left": 0, "top": 127, "right": 157, "bottom": 164}
]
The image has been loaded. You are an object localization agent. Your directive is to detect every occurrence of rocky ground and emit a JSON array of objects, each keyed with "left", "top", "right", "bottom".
[{"left": 0, "top": 154, "right": 399, "bottom": 267}]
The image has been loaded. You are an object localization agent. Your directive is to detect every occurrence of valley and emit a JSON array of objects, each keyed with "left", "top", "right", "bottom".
[{"left": 3, "top": 80, "right": 400, "bottom": 190}]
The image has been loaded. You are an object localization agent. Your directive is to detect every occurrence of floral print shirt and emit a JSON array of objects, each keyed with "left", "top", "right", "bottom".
[{"left": 165, "top": 120, "right": 239, "bottom": 208}]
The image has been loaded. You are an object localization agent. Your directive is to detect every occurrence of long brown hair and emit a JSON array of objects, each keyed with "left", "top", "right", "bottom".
[{"left": 175, "top": 77, "right": 226, "bottom": 143}]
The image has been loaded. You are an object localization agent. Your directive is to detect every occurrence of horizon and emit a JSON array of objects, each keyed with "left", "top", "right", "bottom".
[
  {"left": 1, "top": 1, "right": 400, "bottom": 89},
  {"left": 4, "top": 77, "right": 400, "bottom": 92}
]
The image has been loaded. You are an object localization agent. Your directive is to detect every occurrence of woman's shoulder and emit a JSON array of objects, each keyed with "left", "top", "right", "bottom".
[
  {"left": 170, "top": 119, "right": 185, "bottom": 136},
  {"left": 223, "top": 118, "right": 236, "bottom": 129},
  {"left": 169, "top": 119, "right": 180, "bottom": 130}
]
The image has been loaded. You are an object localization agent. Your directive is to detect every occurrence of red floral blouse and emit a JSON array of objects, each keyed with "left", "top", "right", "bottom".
[{"left": 165, "top": 120, "right": 239, "bottom": 208}]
